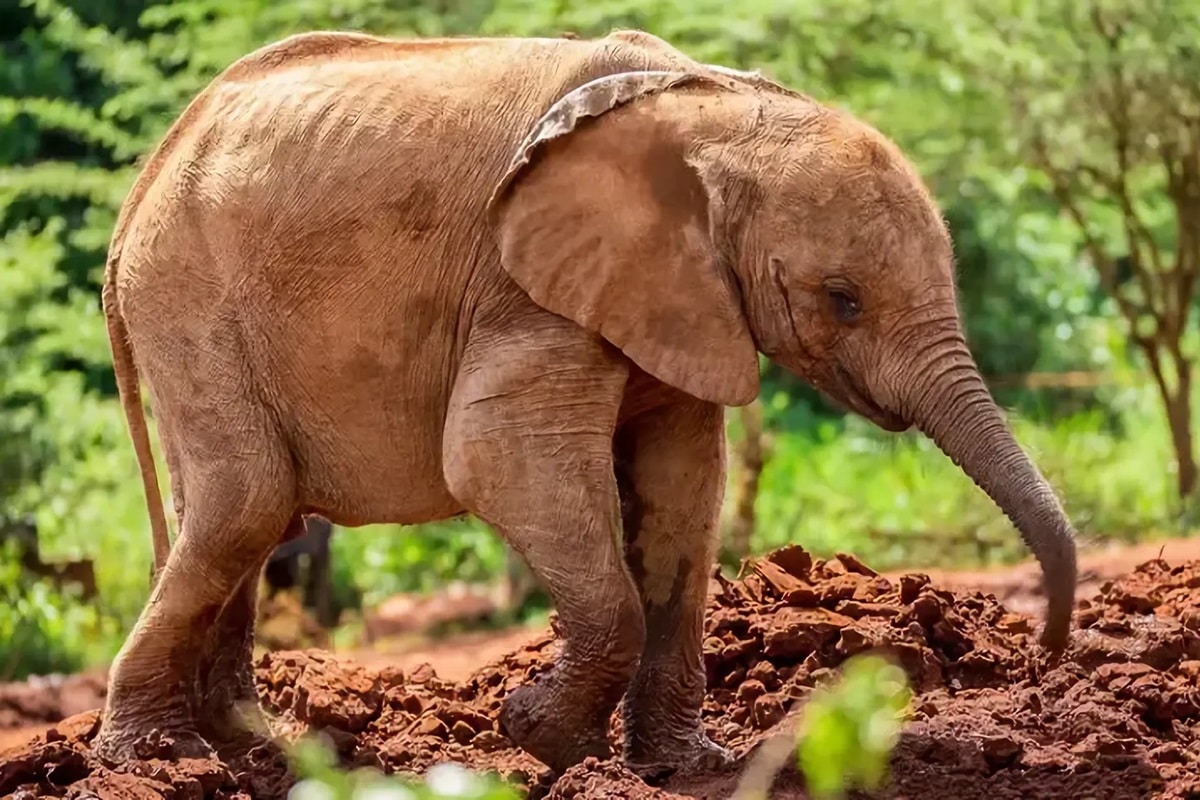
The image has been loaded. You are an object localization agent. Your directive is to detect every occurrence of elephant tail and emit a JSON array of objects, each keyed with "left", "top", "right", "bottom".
[
  {"left": 101, "top": 87, "right": 220, "bottom": 581},
  {"left": 103, "top": 262, "right": 170, "bottom": 579}
]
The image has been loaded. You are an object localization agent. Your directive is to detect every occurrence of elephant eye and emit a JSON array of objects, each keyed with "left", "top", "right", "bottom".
[{"left": 827, "top": 287, "right": 862, "bottom": 322}]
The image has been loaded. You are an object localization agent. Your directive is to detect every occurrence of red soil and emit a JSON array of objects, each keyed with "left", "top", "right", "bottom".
[{"left": 3, "top": 543, "right": 1200, "bottom": 799}]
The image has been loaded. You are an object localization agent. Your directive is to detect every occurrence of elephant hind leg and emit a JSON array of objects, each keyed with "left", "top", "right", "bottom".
[
  {"left": 196, "top": 515, "right": 306, "bottom": 750},
  {"left": 93, "top": 406, "right": 297, "bottom": 764}
]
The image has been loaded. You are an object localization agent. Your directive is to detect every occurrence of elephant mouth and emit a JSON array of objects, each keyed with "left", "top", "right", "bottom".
[{"left": 834, "top": 367, "right": 910, "bottom": 433}]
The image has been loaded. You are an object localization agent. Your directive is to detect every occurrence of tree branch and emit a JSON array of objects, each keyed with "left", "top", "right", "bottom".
[
  {"left": 1172, "top": 132, "right": 1200, "bottom": 342},
  {"left": 1031, "top": 134, "right": 1152, "bottom": 328},
  {"left": 1085, "top": 2, "right": 1171, "bottom": 321}
]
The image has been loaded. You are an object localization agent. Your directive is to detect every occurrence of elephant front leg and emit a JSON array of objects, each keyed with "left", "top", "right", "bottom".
[
  {"left": 616, "top": 395, "right": 736, "bottom": 777},
  {"left": 443, "top": 318, "right": 643, "bottom": 774}
]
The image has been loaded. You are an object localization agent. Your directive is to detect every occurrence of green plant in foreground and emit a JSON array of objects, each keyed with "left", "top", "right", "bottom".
[
  {"left": 797, "top": 654, "right": 913, "bottom": 799},
  {"left": 286, "top": 735, "right": 520, "bottom": 800},
  {"left": 732, "top": 653, "right": 912, "bottom": 800}
]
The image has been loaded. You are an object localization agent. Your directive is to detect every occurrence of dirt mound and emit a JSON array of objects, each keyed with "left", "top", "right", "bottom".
[
  {"left": 5, "top": 546, "right": 1200, "bottom": 799},
  {"left": 0, "top": 671, "right": 106, "bottom": 731}
]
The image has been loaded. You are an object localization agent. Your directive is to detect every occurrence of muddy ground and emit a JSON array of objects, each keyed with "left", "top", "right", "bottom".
[{"left": 3, "top": 542, "right": 1200, "bottom": 799}]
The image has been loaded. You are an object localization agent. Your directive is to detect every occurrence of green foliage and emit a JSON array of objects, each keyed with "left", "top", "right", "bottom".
[
  {"left": 288, "top": 736, "right": 520, "bottom": 800},
  {"left": 796, "top": 655, "right": 912, "bottom": 799},
  {"left": 329, "top": 519, "right": 508, "bottom": 606},
  {"left": 0, "top": 541, "right": 118, "bottom": 679}
]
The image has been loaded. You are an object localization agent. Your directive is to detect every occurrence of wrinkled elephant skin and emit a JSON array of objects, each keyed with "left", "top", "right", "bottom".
[{"left": 95, "top": 29, "right": 1077, "bottom": 774}]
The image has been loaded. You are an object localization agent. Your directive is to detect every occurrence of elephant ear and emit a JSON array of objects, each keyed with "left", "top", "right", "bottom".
[{"left": 486, "top": 71, "right": 760, "bottom": 407}]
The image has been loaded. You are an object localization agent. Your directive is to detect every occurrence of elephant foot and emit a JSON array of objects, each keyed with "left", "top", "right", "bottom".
[
  {"left": 625, "top": 731, "right": 737, "bottom": 782},
  {"left": 93, "top": 713, "right": 218, "bottom": 764},
  {"left": 95, "top": 656, "right": 225, "bottom": 764},
  {"left": 499, "top": 677, "right": 614, "bottom": 773}
]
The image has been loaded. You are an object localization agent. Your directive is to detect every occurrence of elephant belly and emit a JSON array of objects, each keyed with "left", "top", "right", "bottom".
[
  {"left": 285, "top": 374, "right": 465, "bottom": 528},
  {"left": 257, "top": 291, "right": 467, "bottom": 528}
]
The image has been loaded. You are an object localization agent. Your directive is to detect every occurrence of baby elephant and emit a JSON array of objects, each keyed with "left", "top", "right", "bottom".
[{"left": 96, "top": 28, "right": 1077, "bottom": 775}]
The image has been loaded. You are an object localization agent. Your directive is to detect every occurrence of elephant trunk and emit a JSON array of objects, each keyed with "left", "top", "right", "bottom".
[{"left": 901, "top": 328, "right": 1077, "bottom": 653}]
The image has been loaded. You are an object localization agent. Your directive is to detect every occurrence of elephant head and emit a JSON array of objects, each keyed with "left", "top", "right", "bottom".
[{"left": 487, "top": 68, "right": 1076, "bottom": 652}]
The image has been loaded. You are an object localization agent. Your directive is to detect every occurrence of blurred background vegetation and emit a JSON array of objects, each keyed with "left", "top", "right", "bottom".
[{"left": 2, "top": 0, "right": 1198, "bottom": 680}]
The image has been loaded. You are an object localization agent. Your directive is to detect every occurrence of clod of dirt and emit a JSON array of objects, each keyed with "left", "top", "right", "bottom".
[
  {"left": 6, "top": 546, "right": 1200, "bottom": 799},
  {"left": 542, "top": 758, "right": 688, "bottom": 799}
]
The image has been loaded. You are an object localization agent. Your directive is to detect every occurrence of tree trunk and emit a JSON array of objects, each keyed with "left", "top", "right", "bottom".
[
  {"left": 1139, "top": 341, "right": 1198, "bottom": 501},
  {"left": 1164, "top": 362, "right": 1197, "bottom": 500},
  {"left": 723, "top": 398, "right": 767, "bottom": 563},
  {"left": 496, "top": 547, "right": 539, "bottom": 615}
]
